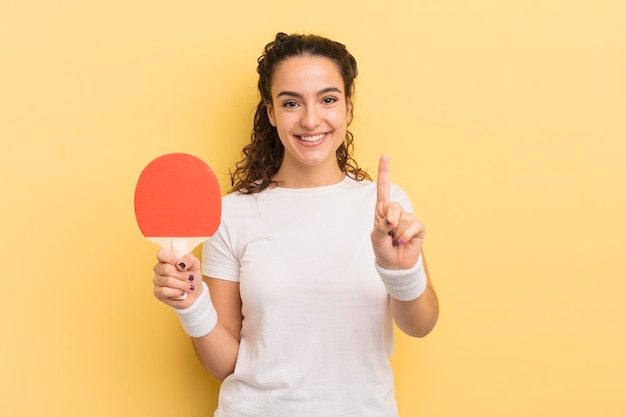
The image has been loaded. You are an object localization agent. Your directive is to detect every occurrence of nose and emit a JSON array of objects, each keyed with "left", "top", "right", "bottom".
[{"left": 300, "top": 105, "right": 321, "bottom": 129}]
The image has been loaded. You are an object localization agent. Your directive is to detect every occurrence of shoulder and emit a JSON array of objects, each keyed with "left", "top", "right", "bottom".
[
  {"left": 345, "top": 176, "right": 407, "bottom": 199},
  {"left": 222, "top": 190, "right": 260, "bottom": 209}
]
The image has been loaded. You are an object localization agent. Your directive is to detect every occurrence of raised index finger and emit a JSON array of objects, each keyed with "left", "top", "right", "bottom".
[{"left": 376, "top": 154, "right": 391, "bottom": 217}]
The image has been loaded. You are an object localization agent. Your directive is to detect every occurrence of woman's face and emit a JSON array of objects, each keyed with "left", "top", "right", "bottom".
[{"left": 267, "top": 55, "right": 351, "bottom": 175}]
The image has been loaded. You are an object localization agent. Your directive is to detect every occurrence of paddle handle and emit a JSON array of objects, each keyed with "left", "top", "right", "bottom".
[{"left": 147, "top": 236, "right": 211, "bottom": 258}]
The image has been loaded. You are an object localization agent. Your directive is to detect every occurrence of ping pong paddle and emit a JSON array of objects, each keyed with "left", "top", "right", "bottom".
[{"left": 134, "top": 153, "right": 222, "bottom": 298}]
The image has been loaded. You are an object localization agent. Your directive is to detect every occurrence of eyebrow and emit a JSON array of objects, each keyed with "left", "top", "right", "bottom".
[{"left": 276, "top": 87, "right": 343, "bottom": 99}]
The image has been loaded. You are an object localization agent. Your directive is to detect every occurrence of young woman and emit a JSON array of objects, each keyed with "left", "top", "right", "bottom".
[{"left": 152, "top": 32, "right": 439, "bottom": 416}]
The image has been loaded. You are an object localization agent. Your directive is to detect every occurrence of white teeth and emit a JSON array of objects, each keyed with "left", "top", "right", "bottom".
[{"left": 299, "top": 133, "right": 325, "bottom": 142}]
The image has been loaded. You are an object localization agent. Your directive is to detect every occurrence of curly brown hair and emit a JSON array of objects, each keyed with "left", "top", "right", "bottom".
[{"left": 229, "top": 32, "right": 371, "bottom": 194}]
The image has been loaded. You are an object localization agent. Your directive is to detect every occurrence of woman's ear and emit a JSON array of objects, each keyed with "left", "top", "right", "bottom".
[
  {"left": 266, "top": 102, "right": 276, "bottom": 127},
  {"left": 346, "top": 97, "right": 354, "bottom": 125}
]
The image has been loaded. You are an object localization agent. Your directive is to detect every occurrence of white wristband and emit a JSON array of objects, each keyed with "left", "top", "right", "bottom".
[
  {"left": 173, "top": 281, "right": 218, "bottom": 338},
  {"left": 375, "top": 254, "right": 428, "bottom": 301}
]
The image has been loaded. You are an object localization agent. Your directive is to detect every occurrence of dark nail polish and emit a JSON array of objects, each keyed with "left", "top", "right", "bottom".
[
  {"left": 180, "top": 291, "right": 186, "bottom": 297},
  {"left": 189, "top": 284, "right": 195, "bottom": 291},
  {"left": 392, "top": 240, "right": 399, "bottom": 247},
  {"left": 188, "top": 274, "right": 195, "bottom": 282},
  {"left": 387, "top": 230, "right": 395, "bottom": 237},
  {"left": 178, "top": 262, "right": 186, "bottom": 270}
]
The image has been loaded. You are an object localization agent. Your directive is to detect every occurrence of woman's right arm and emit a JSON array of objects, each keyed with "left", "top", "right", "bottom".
[
  {"left": 191, "top": 277, "right": 242, "bottom": 380},
  {"left": 153, "top": 249, "right": 242, "bottom": 381}
]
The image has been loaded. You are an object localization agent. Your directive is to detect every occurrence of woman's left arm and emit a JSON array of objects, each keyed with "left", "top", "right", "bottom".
[
  {"left": 388, "top": 252, "right": 439, "bottom": 337},
  {"left": 371, "top": 155, "right": 439, "bottom": 337}
]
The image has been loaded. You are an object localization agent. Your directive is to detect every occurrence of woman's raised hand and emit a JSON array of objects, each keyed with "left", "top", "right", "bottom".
[{"left": 370, "top": 155, "right": 425, "bottom": 270}]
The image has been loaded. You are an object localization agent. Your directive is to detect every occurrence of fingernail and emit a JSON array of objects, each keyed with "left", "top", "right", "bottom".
[
  {"left": 189, "top": 284, "right": 195, "bottom": 291},
  {"left": 180, "top": 291, "right": 186, "bottom": 297},
  {"left": 398, "top": 238, "right": 406, "bottom": 245},
  {"left": 188, "top": 274, "right": 195, "bottom": 282},
  {"left": 178, "top": 262, "right": 187, "bottom": 270},
  {"left": 392, "top": 240, "right": 399, "bottom": 247},
  {"left": 385, "top": 219, "right": 392, "bottom": 226},
  {"left": 387, "top": 230, "right": 395, "bottom": 237}
]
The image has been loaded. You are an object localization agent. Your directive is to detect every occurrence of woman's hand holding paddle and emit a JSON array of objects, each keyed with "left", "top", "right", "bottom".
[{"left": 153, "top": 249, "right": 203, "bottom": 309}]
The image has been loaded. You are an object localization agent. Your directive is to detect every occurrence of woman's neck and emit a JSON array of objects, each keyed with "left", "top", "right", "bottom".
[{"left": 272, "top": 162, "right": 344, "bottom": 189}]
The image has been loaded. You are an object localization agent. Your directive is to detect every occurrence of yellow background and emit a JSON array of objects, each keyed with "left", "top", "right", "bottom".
[{"left": 1, "top": 1, "right": 625, "bottom": 416}]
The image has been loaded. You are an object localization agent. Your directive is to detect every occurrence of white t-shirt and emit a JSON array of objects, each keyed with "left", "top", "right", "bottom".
[{"left": 202, "top": 176, "right": 414, "bottom": 417}]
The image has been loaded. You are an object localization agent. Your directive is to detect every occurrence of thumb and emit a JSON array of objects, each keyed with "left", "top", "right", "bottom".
[
  {"left": 156, "top": 248, "right": 198, "bottom": 272},
  {"left": 156, "top": 248, "right": 178, "bottom": 264}
]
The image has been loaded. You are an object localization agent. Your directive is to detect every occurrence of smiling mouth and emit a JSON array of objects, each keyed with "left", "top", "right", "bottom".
[{"left": 297, "top": 133, "right": 327, "bottom": 143}]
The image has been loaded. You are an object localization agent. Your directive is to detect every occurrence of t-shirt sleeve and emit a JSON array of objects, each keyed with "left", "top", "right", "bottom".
[
  {"left": 390, "top": 183, "right": 415, "bottom": 214},
  {"left": 202, "top": 218, "right": 240, "bottom": 282}
]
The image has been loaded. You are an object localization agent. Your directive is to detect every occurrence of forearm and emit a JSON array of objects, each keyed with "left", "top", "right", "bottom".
[
  {"left": 191, "top": 323, "right": 240, "bottom": 381},
  {"left": 172, "top": 280, "right": 241, "bottom": 381},
  {"left": 376, "top": 251, "right": 439, "bottom": 337},
  {"left": 390, "top": 281, "right": 439, "bottom": 337}
]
